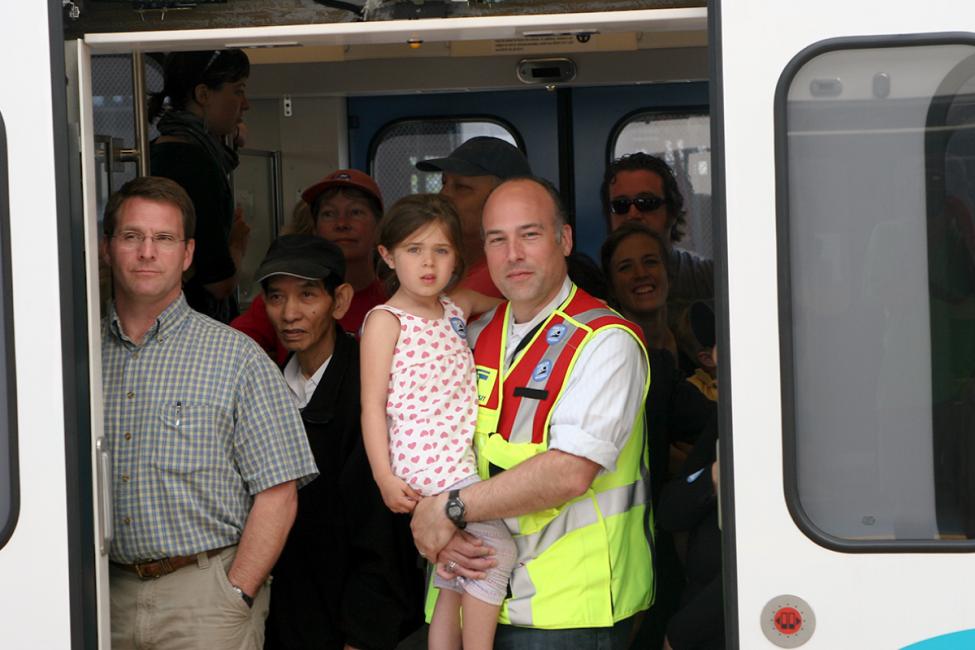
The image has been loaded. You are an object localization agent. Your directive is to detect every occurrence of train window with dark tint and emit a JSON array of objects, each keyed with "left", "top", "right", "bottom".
[
  {"left": 370, "top": 118, "right": 521, "bottom": 207},
  {"left": 0, "top": 111, "right": 17, "bottom": 550},
  {"left": 779, "top": 41, "right": 975, "bottom": 548},
  {"left": 612, "top": 111, "right": 712, "bottom": 259}
]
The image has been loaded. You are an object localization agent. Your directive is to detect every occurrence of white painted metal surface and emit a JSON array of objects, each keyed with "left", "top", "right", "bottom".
[
  {"left": 0, "top": 4, "right": 74, "bottom": 648},
  {"left": 67, "top": 37, "right": 112, "bottom": 650},
  {"left": 717, "top": 1, "right": 975, "bottom": 647},
  {"left": 83, "top": 8, "right": 706, "bottom": 54}
]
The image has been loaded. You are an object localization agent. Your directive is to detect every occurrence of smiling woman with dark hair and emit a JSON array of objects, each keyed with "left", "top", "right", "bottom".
[
  {"left": 148, "top": 49, "right": 252, "bottom": 323},
  {"left": 601, "top": 220, "right": 717, "bottom": 650}
]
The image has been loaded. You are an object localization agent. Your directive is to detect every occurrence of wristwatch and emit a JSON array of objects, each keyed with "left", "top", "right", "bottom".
[
  {"left": 445, "top": 489, "right": 467, "bottom": 529},
  {"left": 230, "top": 584, "right": 254, "bottom": 608}
]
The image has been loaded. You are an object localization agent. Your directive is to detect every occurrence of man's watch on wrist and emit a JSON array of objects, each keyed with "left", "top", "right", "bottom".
[
  {"left": 230, "top": 584, "right": 254, "bottom": 608},
  {"left": 445, "top": 489, "right": 467, "bottom": 529}
]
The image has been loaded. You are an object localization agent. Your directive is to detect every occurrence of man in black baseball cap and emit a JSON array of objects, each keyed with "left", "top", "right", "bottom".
[
  {"left": 260, "top": 233, "right": 425, "bottom": 649},
  {"left": 416, "top": 136, "right": 532, "bottom": 297}
]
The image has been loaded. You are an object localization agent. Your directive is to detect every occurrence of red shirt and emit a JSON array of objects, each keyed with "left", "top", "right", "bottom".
[
  {"left": 458, "top": 259, "right": 503, "bottom": 297},
  {"left": 231, "top": 279, "right": 387, "bottom": 366}
]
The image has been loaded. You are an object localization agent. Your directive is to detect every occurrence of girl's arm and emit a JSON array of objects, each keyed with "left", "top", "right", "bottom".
[
  {"left": 360, "top": 309, "right": 421, "bottom": 513},
  {"left": 449, "top": 287, "right": 504, "bottom": 319}
]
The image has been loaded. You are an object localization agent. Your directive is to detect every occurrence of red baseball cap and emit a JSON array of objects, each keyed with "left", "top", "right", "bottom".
[{"left": 301, "top": 169, "right": 384, "bottom": 213}]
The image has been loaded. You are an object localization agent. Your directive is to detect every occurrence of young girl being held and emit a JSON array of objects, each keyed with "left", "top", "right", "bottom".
[{"left": 360, "top": 194, "right": 514, "bottom": 650}]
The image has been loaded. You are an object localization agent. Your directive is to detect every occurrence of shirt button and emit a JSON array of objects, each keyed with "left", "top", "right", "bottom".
[
  {"left": 124, "top": 432, "right": 132, "bottom": 441},
  {"left": 126, "top": 391, "right": 135, "bottom": 399},
  {"left": 123, "top": 516, "right": 131, "bottom": 525}
]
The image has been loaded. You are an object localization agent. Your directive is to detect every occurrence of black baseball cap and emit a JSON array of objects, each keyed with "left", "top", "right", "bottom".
[
  {"left": 255, "top": 234, "right": 345, "bottom": 284},
  {"left": 416, "top": 136, "right": 532, "bottom": 179}
]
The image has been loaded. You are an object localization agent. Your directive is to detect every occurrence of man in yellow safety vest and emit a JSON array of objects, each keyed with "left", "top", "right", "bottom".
[{"left": 411, "top": 176, "right": 654, "bottom": 649}]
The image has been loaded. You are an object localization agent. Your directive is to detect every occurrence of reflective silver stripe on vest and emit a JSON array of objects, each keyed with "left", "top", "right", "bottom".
[
  {"left": 506, "top": 559, "right": 538, "bottom": 626},
  {"left": 509, "top": 476, "right": 648, "bottom": 549},
  {"left": 503, "top": 476, "right": 649, "bottom": 626},
  {"left": 506, "top": 307, "right": 619, "bottom": 444}
]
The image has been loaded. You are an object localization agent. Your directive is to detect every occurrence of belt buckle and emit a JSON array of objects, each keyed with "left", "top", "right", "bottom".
[{"left": 135, "top": 557, "right": 172, "bottom": 580}]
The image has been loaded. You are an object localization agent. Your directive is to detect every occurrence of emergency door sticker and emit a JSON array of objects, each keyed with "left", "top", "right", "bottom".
[
  {"left": 760, "top": 594, "right": 815, "bottom": 648},
  {"left": 476, "top": 366, "right": 498, "bottom": 405}
]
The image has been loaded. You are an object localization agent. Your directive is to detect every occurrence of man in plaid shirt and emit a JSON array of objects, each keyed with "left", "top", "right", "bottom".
[{"left": 101, "top": 176, "right": 318, "bottom": 649}]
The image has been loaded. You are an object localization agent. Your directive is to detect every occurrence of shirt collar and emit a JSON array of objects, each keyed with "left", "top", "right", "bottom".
[
  {"left": 108, "top": 293, "right": 192, "bottom": 347},
  {"left": 507, "top": 276, "right": 572, "bottom": 334},
  {"left": 283, "top": 354, "right": 331, "bottom": 409}
]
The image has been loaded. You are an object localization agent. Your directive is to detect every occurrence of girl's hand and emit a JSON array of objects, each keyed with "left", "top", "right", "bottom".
[{"left": 378, "top": 474, "right": 420, "bottom": 513}]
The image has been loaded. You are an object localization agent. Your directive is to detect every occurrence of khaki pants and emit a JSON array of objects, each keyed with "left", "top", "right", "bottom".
[{"left": 111, "top": 546, "right": 270, "bottom": 650}]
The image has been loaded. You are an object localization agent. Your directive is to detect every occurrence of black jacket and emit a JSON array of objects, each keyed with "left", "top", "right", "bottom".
[
  {"left": 657, "top": 418, "right": 723, "bottom": 650},
  {"left": 264, "top": 330, "right": 424, "bottom": 650}
]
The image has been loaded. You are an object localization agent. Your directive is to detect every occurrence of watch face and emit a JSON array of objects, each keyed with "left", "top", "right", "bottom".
[{"left": 448, "top": 503, "right": 462, "bottom": 519}]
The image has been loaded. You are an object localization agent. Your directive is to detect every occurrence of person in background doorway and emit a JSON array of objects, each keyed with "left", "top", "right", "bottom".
[
  {"left": 257, "top": 234, "right": 424, "bottom": 650},
  {"left": 231, "top": 169, "right": 387, "bottom": 364},
  {"left": 148, "top": 49, "right": 253, "bottom": 323},
  {"left": 601, "top": 221, "right": 716, "bottom": 650},
  {"left": 416, "top": 136, "right": 532, "bottom": 298},
  {"left": 602, "top": 152, "right": 714, "bottom": 309},
  {"left": 418, "top": 136, "right": 609, "bottom": 301},
  {"left": 101, "top": 177, "right": 317, "bottom": 650},
  {"left": 657, "top": 349, "right": 722, "bottom": 650}
]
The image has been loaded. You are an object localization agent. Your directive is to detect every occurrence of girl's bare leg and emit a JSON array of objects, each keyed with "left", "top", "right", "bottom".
[
  {"left": 459, "top": 593, "right": 502, "bottom": 650},
  {"left": 428, "top": 588, "right": 462, "bottom": 650}
]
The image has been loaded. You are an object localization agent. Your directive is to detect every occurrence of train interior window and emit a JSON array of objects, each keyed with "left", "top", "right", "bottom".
[
  {"left": 0, "top": 112, "right": 16, "bottom": 550},
  {"left": 612, "top": 111, "right": 712, "bottom": 260},
  {"left": 370, "top": 119, "right": 520, "bottom": 208},
  {"left": 781, "top": 42, "right": 975, "bottom": 546}
]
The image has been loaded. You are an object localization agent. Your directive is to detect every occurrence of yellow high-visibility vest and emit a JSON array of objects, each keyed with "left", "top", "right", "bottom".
[{"left": 469, "top": 284, "right": 654, "bottom": 629}]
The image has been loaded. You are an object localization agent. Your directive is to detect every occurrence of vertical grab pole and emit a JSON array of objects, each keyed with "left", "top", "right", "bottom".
[{"left": 131, "top": 51, "right": 150, "bottom": 177}]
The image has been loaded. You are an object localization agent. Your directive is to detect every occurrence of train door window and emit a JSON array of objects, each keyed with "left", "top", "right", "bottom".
[
  {"left": 369, "top": 118, "right": 521, "bottom": 207},
  {"left": 780, "top": 40, "right": 975, "bottom": 548},
  {"left": 612, "top": 111, "right": 712, "bottom": 259},
  {"left": 91, "top": 55, "right": 163, "bottom": 223},
  {"left": 0, "top": 113, "right": 16, "bottom": 550}
]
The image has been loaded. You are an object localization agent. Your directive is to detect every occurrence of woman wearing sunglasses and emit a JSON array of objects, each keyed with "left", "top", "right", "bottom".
[{"left": 600, "top": 152, "right": 714, "bottom": 311}]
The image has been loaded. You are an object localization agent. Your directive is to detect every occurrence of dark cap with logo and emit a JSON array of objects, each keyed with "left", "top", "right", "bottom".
[
  {"left": 255, "top": 234, "right": 346, "bottom": 284},
  {"left": 416, "top": 136, "right": 532, "bottom": 179}
]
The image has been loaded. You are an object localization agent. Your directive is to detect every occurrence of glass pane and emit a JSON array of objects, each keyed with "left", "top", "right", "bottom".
[
  {"left": 614, "top": 112, "right": 712, "bottom": 259},
  {"left": 91, "top": 54, "right": 164, "bottom": 192},
  {"left": 234, "top": 151, "right": 279, "bottom": 309},
  {"left": 784, "top": 43, "right": 975, "bottom": 544},
  {"left": 0, "top": 113, "right": 15, "bottom": 548},
  {"left": 372, "top": 120, "right": 519, "bottom": 207}
]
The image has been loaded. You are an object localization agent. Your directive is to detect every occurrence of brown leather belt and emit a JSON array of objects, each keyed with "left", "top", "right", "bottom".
[{"left": 112, "top": 546, "right": 230, "bottom": 580}]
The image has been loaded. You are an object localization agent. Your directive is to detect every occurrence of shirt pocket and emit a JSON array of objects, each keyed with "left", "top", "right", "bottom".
[{"left": 152, "top": 401, "right": 229, "bottom": 474}]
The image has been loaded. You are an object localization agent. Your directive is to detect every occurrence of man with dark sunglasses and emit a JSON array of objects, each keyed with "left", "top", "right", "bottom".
[{"left": 601, "top": 152, "right": 714, "bottom": 306}]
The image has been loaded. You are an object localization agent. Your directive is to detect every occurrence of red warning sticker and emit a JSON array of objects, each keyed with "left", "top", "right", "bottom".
[{"left": 773, "top": 607, "right": 803, "bottom": 635}]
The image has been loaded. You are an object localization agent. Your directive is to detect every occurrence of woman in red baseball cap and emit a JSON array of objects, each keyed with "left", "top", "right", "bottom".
[{"left": 231, "top": 170, "right": 387, "bottom": 364}]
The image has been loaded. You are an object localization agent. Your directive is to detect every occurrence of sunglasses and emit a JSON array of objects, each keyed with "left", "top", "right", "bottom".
[{"left": 609, "top": 195, "right": 667, "bottom": 215}]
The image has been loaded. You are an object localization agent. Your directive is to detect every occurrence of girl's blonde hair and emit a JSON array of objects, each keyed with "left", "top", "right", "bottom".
[{"left": 376, "top": 193, "right": 466, "bottom": 294}]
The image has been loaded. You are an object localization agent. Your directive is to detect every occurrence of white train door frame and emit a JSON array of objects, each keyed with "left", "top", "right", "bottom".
[
  {"left": 713, "top": 0, "right": 975, "bottom": 647},
  {"left": 0, "top": 2, "right": 100, "bottom": 648}
]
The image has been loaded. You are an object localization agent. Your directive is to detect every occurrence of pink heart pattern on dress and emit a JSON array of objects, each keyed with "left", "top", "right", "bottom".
[{"left": 377, "top": 296, "right": 480, "bottom": 499}]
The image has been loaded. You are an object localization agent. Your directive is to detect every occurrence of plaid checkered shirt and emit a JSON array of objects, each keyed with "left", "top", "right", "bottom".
[{"left": 102, "top": 294, "right": 318, "bottom": 564}]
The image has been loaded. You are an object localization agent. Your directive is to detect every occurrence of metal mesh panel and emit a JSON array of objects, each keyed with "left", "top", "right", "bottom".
[
  {"left": 613, "top": 112, "right": 712, "bottom": 259},
  {"left": 371, "top": 119, "right": 519, "bottom": 207},
  {"left": 91, "top": 54, "right": 164, "bottom": 186}
]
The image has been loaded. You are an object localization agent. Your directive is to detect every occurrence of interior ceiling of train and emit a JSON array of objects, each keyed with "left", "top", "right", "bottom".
[{"left": 63, "top": 0, "right": 705, "bottom": 38}]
